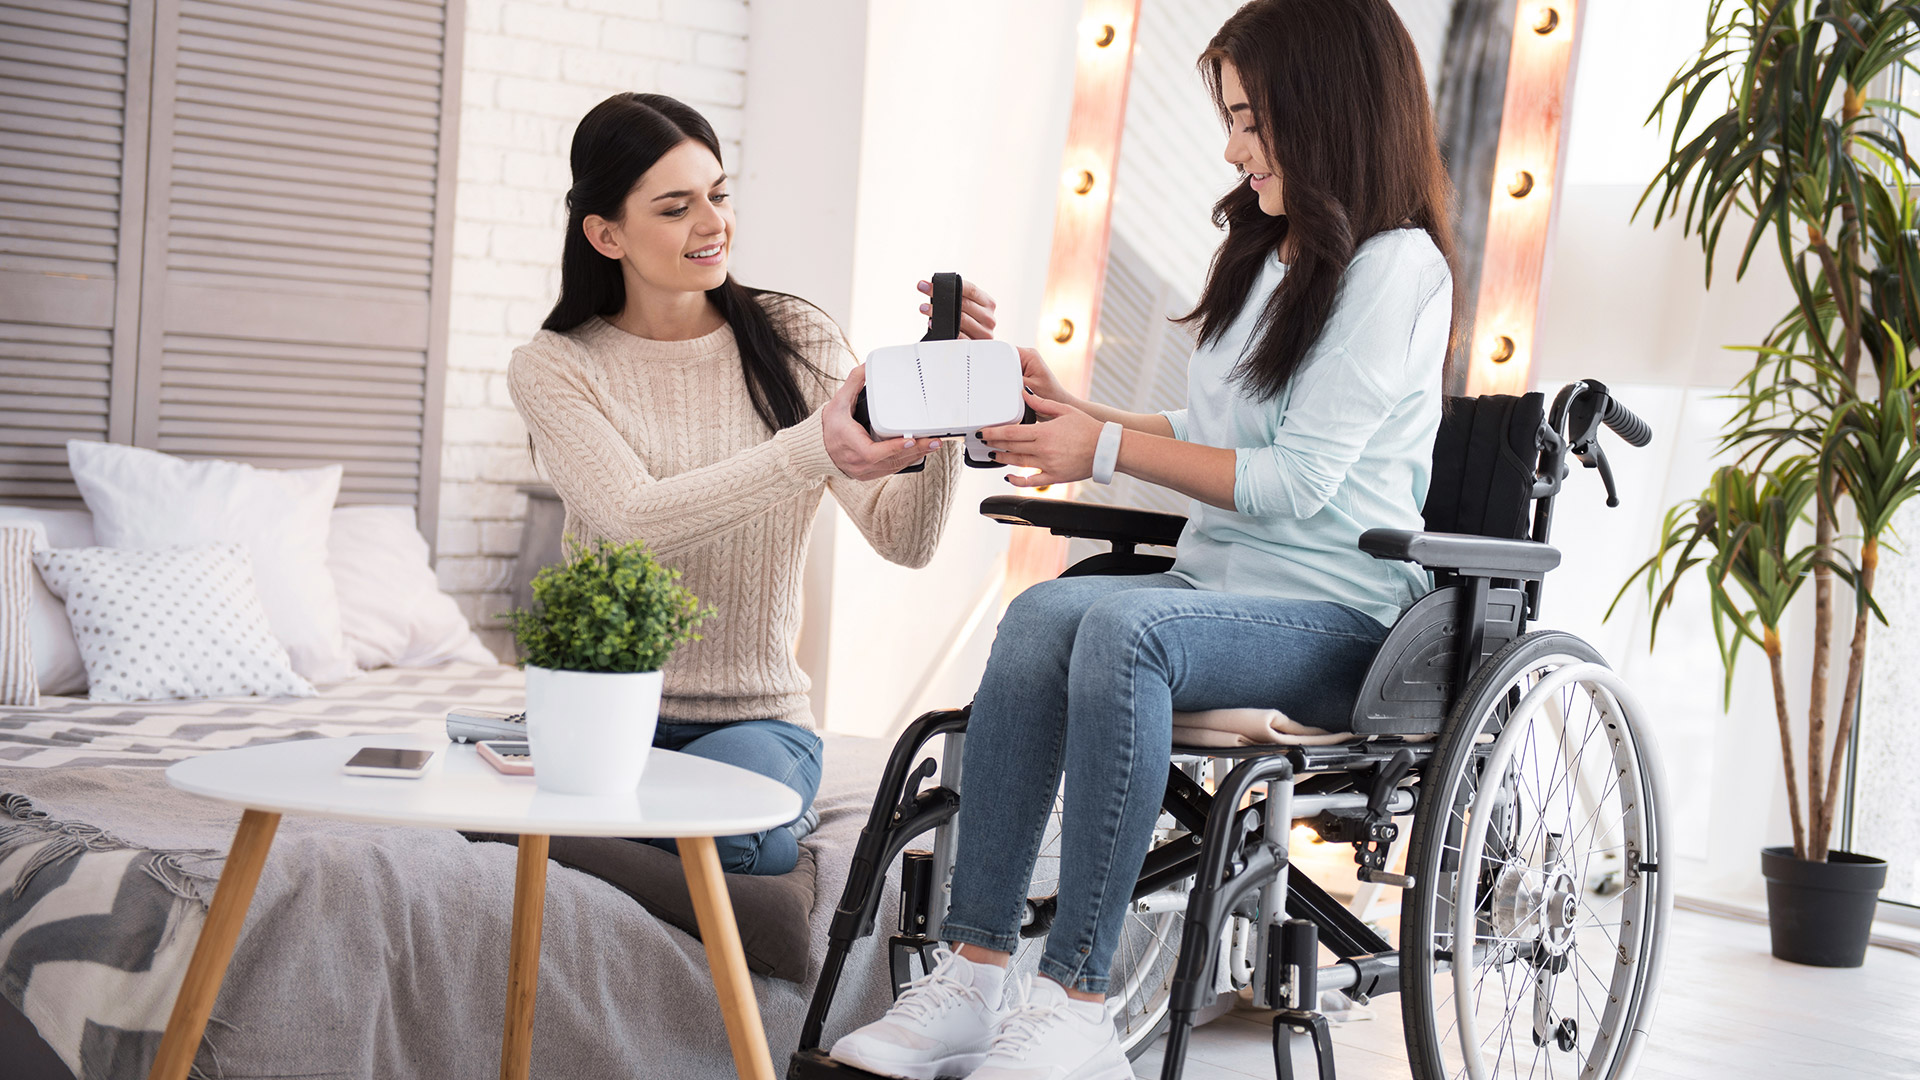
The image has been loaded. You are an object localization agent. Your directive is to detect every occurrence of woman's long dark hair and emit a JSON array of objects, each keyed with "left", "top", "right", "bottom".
[
  {"left": 543, "top": 92, "right": 830, "bottom": 431},
  {"left": 1179, "top": 0, "right": 1457, "bottom": 400}
]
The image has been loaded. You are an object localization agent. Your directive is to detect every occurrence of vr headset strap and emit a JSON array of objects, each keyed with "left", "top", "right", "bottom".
[{"left": 922, "top": 273, "right": 963, "bottom": 341}]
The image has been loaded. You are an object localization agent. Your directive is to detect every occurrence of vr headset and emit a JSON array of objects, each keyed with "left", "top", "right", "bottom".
[{"left": 852, "top": 273, "right": 1036, "bottom": 471}]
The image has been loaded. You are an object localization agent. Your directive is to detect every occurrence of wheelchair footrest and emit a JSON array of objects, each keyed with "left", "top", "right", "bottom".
[{"left": 789, "top": 1048, "right": 888, "bottom": 1079}]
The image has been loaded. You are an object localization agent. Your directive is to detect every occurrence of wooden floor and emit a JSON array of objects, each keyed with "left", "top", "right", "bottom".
[{"left": 1131, "top": 907, "right": 1920, "bottom": 1080}]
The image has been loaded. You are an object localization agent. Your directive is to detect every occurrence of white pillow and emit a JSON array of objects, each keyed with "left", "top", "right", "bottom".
[
  {"left": 0, "top": 505, "right": 95, "bottom": 696},
  {"left": 66, "top": 441, "right": 359, "bottom": 685},
  {"left": 327, "top": 506, "right": 496, "bottom": 668},
  {"left": 32, "top": 543, "right": 314, "bottom": 703},
  {"left": 1, "top": 526, "right": 38, "bottom": 706}
]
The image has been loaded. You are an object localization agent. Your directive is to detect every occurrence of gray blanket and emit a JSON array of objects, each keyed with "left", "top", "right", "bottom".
[{"left": 0, "top": 679, "right": 906, "bottom": 1079}]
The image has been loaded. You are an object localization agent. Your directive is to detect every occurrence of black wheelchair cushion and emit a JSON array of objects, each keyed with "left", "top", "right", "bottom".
[{"left": 1424, "top": 392, "right": 1546, "bottom": 540}]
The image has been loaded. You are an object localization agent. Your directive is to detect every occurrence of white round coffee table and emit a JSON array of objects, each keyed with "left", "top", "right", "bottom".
[{"left": 148, "top": 732, "right": 802, "bottom": 1080}]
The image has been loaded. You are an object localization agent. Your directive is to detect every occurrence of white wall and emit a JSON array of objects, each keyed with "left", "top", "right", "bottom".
[
  {"left": 731, "top": 0, "right": 869, "bottom": 725},
  {"left": 438, "top": 0, "right": 751, "bottom": 658},
  {"left": 1529, "top": 0, "right": 1825, "bottom": 897},
  {"left": 816, "top": 0, "right": 1085, "bottom": 737}
]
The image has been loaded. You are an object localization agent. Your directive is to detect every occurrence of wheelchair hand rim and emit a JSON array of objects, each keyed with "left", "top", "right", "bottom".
[{"left": 1448, "top": 660, "right": 1672, "bottom": 1080}]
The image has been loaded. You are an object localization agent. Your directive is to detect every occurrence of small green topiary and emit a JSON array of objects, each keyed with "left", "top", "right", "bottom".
[{"left": 507, "top": 538, "right": 710, "bottom": 673}]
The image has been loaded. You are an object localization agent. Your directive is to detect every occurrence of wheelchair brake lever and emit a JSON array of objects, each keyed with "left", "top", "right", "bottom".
[
  {"left": 1354, "top": 750, "right": 1416, "bottom": 888},
  {"left": 1579, "top": 439, "right": 1620, "bottom": 508},
  {"left": 895, "top": 757, "right": 939, "bottom": 822},
  {"left": 1365, "top": 749, "right": 1414, "bottom": 818}
]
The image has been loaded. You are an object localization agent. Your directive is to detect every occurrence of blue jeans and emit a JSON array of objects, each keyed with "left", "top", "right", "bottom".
[
  {"left": 640, "top": 719, "right": 824, "bottom": 875},
  {"left": 940, "top": 573, "right": 1387, "bottom": 993}
]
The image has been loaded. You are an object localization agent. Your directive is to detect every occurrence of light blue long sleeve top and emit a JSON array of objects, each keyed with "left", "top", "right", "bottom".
[{"left": 1160, "top": 227, "right": 1452, "bottom": 627}]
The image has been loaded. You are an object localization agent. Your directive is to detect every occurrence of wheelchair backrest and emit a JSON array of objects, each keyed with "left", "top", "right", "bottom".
[
  {"left": 1348, "top": 391, "right": 1547, "bottom": 736},
  {"left": 1422, "top": 392, "right": 1547, "bottom": 542}
]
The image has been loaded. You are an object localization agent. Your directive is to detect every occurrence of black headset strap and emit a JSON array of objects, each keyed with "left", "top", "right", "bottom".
[{"left": 922, "top": 273, "right": 962, "bottom": 341}]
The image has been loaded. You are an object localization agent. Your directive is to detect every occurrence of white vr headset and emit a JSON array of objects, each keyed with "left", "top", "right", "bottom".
[
  {"left": 863, "top": 339, "right": 1024, "bottom": 465},
  {"left": 854, "top": 273, "right": 1034, "bottom": 470}
]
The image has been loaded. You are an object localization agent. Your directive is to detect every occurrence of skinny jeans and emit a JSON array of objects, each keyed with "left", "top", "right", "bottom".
[
  {"left": 640, "top": 718, "right": 823, "bottom": 875},
  {"left": 939, "top": 573, "right": 1387, "bottom": 994}
]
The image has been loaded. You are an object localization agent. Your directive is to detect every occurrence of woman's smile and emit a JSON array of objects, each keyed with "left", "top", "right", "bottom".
[
  {"left": 1247, "top": 171, "right": 1273, "bottom": 190},
  {"left": 684, "top": 241, "right": 727, "bottom": 266}
]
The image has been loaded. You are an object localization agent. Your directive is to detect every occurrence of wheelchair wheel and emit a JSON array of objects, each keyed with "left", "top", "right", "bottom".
[
  {"left": 1399, "top": 632, "right": 1672, "bottom": 1080},
  {"left": 1008, "top": 785, "right": 1185, "bottom": 1060}
]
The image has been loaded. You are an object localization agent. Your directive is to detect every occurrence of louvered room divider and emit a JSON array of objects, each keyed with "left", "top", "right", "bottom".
[{"left": 0, "top": 0, "right": 463, "bottom": 546}]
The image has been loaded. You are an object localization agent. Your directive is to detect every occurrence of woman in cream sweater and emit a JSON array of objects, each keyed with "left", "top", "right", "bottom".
[{"left": 508, "top": 93, "right": 982, "bottom": 875}]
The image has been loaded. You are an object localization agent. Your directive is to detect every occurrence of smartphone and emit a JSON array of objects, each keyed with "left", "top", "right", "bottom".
[
  {"left": 477, "top": 739, "right": 534, "bottom": 776},
  {"left": 342, "top": 746, "right": 436, "bottom": 778}
]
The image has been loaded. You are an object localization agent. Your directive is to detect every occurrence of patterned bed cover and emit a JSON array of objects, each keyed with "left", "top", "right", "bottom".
[
  {"left": 0, "top": 661, "right": 524, "bottom": 770},
  {"left": 0, "top": 663, "right": 899, "bottom": 1080},
  {"left": 0, "top": 663, "right": 524, "bottom": 1079}
]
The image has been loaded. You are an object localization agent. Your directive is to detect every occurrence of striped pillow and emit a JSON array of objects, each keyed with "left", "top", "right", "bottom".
[{"left": 1, "top": 526, "right": 36, "bottom": 706}]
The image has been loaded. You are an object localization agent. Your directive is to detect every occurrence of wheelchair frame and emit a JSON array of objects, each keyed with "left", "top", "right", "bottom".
[{"left": 788, "top": 381, "right": 1669, "bottom": 1080}]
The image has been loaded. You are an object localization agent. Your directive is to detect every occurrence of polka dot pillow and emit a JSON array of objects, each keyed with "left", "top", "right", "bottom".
[{"left": 31, "top": 543, "right": 315, "bottom": 703}]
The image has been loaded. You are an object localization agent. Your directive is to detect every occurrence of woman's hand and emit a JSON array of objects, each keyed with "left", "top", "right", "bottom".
[
  {"left": 979, "top": 390, "right": 1104, "bottom": 488},
  {"left": 916, "top": 279, "right": 998, "bottom": 339},
  {"left": 822, "top": 365, "right": 942, "bottom": 480},
  {"left": 1014, "top": 346, "right": 1075, "bottom": 407}
]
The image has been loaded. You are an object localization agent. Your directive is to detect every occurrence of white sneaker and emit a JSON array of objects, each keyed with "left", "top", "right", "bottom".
[
  {"left": 969, "top": 975, "right": 1133, "bottom": 1080},
  {"left": 829, "top": 947, "right": 1009, "bottom": 1080}
]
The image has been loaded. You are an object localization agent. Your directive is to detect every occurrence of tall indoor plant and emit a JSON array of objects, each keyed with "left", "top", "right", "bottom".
[
  {"left": 509, "top": 539, "right": 708, "bottom": 795},
  {"left": 1626, "top": 0, "right": 1920, "bottom": 966}
]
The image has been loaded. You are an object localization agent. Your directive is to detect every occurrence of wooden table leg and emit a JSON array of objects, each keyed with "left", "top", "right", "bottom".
[
  {"left": 147, "top": 809, "right": 280, "bottom": 1080},
  {"left": 680, "top": 836, "right": 776, "bottom": 1080},
  {"left": 500, "top": 833, "right": 549, "bottom": 1080}
]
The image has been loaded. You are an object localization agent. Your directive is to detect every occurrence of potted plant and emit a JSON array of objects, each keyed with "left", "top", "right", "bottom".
[
  {"left": 1624, "top": 0, "right": 1920, "bottom": 966},
  {"left": 508, "top": 538, "right": 709, "bottom": 796}
]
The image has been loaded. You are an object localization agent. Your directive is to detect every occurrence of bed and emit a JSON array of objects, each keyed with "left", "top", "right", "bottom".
[{"left": 0, "top": 661, "right": 903, "bottom": 1080}]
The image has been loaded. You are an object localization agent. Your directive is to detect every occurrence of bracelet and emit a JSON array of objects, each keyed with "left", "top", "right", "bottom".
[{"left": 1091, "top": 421, "right": 1123, "bottom": 484}]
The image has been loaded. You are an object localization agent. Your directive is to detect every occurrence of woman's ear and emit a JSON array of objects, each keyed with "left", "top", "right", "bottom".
[{"left": 581, "top": 214, "right": 624, "bottom": 260}]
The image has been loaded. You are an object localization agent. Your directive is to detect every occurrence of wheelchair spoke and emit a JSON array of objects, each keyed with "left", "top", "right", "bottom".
[{"left": 1401, "top": 645, "right": 1665, "bottom": 1080}]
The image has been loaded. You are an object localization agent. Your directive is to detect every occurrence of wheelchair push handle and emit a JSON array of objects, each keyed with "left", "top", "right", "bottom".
[
  {"left": 1548, "top": 380, "right": 1651, "bottom": 510},
  {"left": 1600, "top": 396, "right": 1652, "bottom": 448}
]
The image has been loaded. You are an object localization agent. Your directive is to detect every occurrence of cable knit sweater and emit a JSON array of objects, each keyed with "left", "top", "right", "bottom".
[{"left": 507, "top": 300, "right": 958, "bottom": 728}]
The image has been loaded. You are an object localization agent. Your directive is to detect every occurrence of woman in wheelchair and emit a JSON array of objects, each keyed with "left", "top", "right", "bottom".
[
  {"left": 508, "top": 93, "right": 997, "bottom": 874},
  {"left": 832, "top": 1, "right": 1460, "bottom": 1076}
]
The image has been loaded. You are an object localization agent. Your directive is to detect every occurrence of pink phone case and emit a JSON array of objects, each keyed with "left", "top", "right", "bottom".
[{"left": 477, "top": 740, "right": 534, "bottom": 776}]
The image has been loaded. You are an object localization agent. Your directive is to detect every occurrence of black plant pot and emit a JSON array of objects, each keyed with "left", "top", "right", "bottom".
[{"left": 1759, "top": 846, "right": 1888, "bottom": 967}]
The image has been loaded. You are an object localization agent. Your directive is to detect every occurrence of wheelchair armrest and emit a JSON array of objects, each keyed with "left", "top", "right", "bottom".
[
  {"left": 980, "top": 495, "right": 1187, "bottom": 549},
  {"left": 1359, "top": 529, "right": 1561, "bottom": 579}
]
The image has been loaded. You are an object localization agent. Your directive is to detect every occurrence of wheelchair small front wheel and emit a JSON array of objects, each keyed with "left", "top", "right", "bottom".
[{"left": 1399, "top": 631, "right": 1673, "bottom": 1080}]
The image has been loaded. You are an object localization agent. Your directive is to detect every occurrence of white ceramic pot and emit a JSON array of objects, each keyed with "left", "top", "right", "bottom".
[{"left": 523, "top": 665, "right": 662, "bottom": 795}]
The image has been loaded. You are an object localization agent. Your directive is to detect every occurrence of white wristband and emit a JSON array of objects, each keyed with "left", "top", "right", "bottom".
[{"left": 1091, "top": 421, "right": 1123, "bottom": 484}]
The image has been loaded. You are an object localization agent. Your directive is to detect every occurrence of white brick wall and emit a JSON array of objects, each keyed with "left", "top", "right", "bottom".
[{"left": 440, "top": 0, "right": 749, "bottom": 658}]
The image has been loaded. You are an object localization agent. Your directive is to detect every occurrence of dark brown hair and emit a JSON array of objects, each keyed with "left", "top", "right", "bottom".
[
  {"left": 1179, "top": 0, "right": 1457, "bottom": 400},
  {"left": 544, "top": 93, "right": 830, "bottom": 431}
]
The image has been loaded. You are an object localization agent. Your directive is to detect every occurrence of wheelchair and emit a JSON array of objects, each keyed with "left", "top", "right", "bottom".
[{"left": 790, "top": 380, "right": 1673, "bottom": 1080}]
